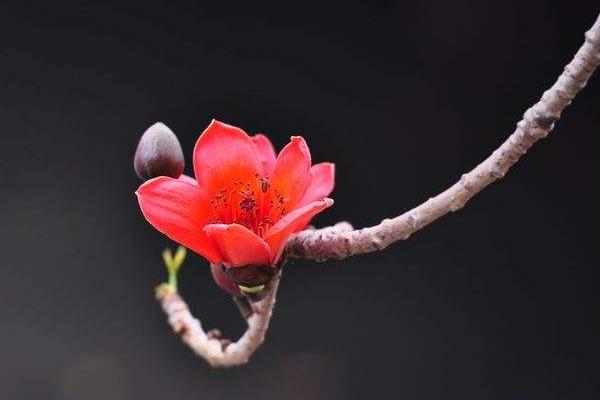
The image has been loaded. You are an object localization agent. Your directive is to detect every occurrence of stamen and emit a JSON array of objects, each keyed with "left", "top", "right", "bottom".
[{"left": 209, "top": 176, "right": 286, "bottom": 236}]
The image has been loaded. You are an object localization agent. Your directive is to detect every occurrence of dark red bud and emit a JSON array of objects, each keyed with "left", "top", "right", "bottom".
[{"left": 134, "top": 122, "right": 184, "bottom": 181}]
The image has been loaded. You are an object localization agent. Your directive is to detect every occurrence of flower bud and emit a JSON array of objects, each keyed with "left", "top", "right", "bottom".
[{"left": 134, "top": 122, "right": 185, "bottom": 181}]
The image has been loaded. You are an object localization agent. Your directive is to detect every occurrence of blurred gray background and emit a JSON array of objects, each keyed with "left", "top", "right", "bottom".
[{"left": 1, "top": 1, "right": 599, "bottom": 398}]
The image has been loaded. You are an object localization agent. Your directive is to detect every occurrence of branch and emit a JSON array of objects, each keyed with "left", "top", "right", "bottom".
[
  {"left": 155, "top": 14, "right": 600, "bottom": 368},
  {"left": 156, "top": 270, "right": 281, "bottom": 367},
  {"left": 285, "top": 13, "right": 600, "bottom": 262}
]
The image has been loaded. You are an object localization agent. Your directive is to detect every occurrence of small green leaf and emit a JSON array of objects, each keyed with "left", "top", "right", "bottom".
[
  {"left": 162, "top": 248, "right": 174, "bottom": 269},
  {"left": 172, "top": 246, "right": 187, "bottom": 271},
  {"left": 161, "top": 246, "right": 186, "bottom": 291}
]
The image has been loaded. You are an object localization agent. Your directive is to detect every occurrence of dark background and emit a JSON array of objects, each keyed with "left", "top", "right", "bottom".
[{"left": 2, "top": 1, "right": 599, "bottom": 399}]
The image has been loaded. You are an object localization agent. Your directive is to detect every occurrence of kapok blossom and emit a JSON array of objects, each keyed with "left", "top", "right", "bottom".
[{"left": 136, "top": 120, "right": 334, "bottom": 294}]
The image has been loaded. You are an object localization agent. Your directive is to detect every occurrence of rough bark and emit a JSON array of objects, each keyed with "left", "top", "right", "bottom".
[{"left": 156, "top": 272, "right": 280, "bottom": 367}]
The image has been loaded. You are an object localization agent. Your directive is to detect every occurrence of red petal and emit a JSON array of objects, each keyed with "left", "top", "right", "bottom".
[
  {"left": 264, "top": 198, "right": 333, "bottom": 264},
  {"left": 177, "top": 174, "right": 198, "bottom": 186},
  {"left": 252, "top": 134, "right": 277, "bottom": 176},
  {"left": 269, "top": 136, "right": 311, "bottom": 210},
  {"left": 193, "top": 120, "right": 263, "bottom": 193},
  {"left": 210, "top": 263, "right": 242, "bottom": 296},
  {"left": 297, "top": 163, "right": 335, "bottom": 207},
  {"left": 204, "top": 223, "right": 271, "bottom": 267},
  {"left": 136, "top": 176, "right": 222, "bottom": 264}
]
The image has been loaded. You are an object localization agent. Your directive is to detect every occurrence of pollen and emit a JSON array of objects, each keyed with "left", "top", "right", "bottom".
[
  {"left": 259, "top": 177, "right": 270, "bottom": 193},
  {"left": 210, "top": 175, "right": 287, "bottom": 237},
  {"left": 239, "top": 191, "right": 257, "bottom": 212}
]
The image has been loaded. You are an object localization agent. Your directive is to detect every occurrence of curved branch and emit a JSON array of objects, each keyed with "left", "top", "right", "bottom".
[
  {"left": 285, "top": 13, "right": 600, "bottom": 262},
  {"left": 156, "top": 271, "right": 281, "bottom": 367},
  {"left": 155, "top": 14, "right": 600, "bottom": 368}
]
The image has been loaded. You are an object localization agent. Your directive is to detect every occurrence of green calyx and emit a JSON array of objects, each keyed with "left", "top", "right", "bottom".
[{"left": 238, "top": 284, "right": 265, "bottom": 294}]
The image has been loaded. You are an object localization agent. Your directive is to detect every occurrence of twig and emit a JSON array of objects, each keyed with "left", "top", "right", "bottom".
[
  {"left": 285, "top": 13, "right": 600, "bottom": 262},
  {"left": 156, "top": 271, "right": 281, "bottom": 367},
  {"left": 156, "top": 14, "right": 600, "bottom": 367}
]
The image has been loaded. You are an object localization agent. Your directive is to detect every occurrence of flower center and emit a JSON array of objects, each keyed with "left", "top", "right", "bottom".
[{"left": 209, "top": 174, "right": 288, "bottom": 236}]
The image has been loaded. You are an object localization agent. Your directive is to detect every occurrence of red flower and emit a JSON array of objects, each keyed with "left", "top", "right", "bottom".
[{"left": 136, "top": 120, "right": 334, "bottom": 293}]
